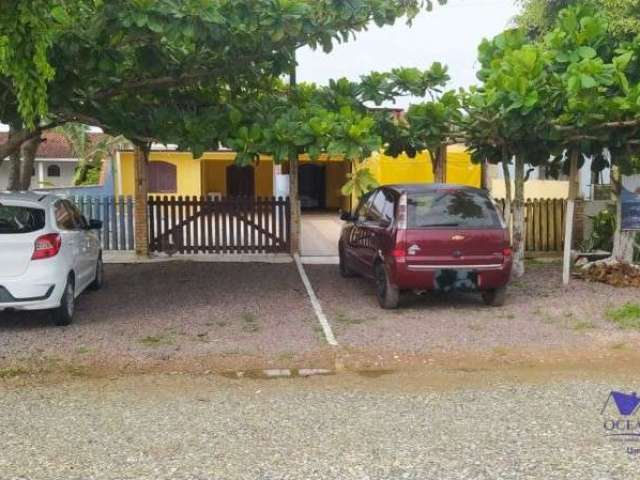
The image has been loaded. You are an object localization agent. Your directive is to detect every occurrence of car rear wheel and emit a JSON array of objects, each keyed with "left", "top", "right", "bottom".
[
  {"left": 89, "top": 255, "right": 104, "bottom": 291},
  {"left": 339, "top": 247, "right": 356, "bottom": 278},
  {"left": 482, "top": 286, "right": 507, "bottom": 307},
  {"left": 375, "top": 262, "right": 400, "bottom": 309},
  {"left": 52, "top": 276, "right": 75, "bottom": 326}
]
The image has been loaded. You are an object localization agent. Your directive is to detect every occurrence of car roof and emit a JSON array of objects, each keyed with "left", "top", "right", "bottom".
[
  {"left": 381, "top": 183, "right": 488, "bottom": 195},
  {"left": 0, "top": 191, "right": 59, "bottom": 207}
]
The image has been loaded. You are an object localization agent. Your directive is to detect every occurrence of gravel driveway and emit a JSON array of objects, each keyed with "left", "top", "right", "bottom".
[
  {"left": 307, "top": 262, "right": 640, "bottom": 356},
  {"left": 0, "top": 262, "right": 329, "bottom": 373},
  {"left": 1, "top": 367, "right": 638, "bottom": 479}
]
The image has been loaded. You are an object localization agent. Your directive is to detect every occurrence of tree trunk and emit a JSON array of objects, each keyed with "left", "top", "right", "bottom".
[
  {"left": 611, "top": 166, "right": 636, "bottom": 262},
  {"left": 433, "top": 144, "right": 447, "bottom": 183},
  {"left": 512, "top": 156, "right": 526, "bottom": 278},
  {"left": 501, "top": 148, "right": 513, "bottom": 234},
  {"left": 6, "top": 125, "right": 23, "bottom": 191},
  {"left": 288, "top": 49, "right": 301, "bottom": 255},
  {"left": 562, "top": 149, "right": 580, "bottom": 285},
  {"left": 19, "top": 135, "right": 42, "bottom": 190},
  {"left": 133, "top": 143, "right": 151, "bottom": 257}
]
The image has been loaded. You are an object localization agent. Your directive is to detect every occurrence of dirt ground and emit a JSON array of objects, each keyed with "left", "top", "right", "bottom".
[
  {"left": 1, "top": 261, "right": 639, "bottom": 376},
  {"left": 307, "top": 262, "right": 640, "bottom": 360},
  {"left": 0, "top": 263, "right": 331, "bottom": 373}
]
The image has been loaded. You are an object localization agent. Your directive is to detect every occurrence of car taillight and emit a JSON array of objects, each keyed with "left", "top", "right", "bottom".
[
  {"left": 32, "top": 233, "right": 62, "bottom": 260},
  {"left": 503, "top": 247, "right": 513, "bottom": 257},
  {"left": 397, "top": 193, "right": 408, "bottom": 230},
  {"left": 392, "top": 248, "right": 406, "bottom": 258}
]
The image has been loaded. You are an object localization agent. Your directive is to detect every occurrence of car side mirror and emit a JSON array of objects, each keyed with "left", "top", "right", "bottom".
[
  {"left": 340, "top": 212, "right": 356, "bottom": 222},
  {"left": 88, "top": 219, "right": 103, "bottom": 230}
]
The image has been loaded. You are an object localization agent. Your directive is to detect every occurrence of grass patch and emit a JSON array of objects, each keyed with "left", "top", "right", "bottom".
[
  {"left": 63, "top": 364, "right": 89, "bottom": 377},
  {"left": 606, "top": 303, "right": 640, "bottom": 330},
  {"left": 139, "top": 334, "right": 175, "bottom": 348},
  {"left": 492, "top": 346, "right": 509, "bottom": 357},
  {"left": 0, "top": 366, "right": 29, "bottom": 379},
  {"left": 75, "top": 346, "right": 91, "bottom": 355},
  {"left": 610, "top": 341, "right": 628, "bottom": 350},
  {"left": 335, "top": 312, "right": 365, "bottom": 325},
  {"left": 241, "top": 312, "right": 261, "bottom": 333},
  {"left": 572, "top": 320, "right": 596, "bottom": 331}
]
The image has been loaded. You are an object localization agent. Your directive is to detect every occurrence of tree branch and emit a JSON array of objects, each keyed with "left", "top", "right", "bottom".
[
  {"left": 92, "top": 62, "right": 258, "bottom": 100},
  {"left": 55, "top": 112, "right": 157, "bottom": 144},
  {"left": 554, "top": 119, "right": 640, "bottom": 132},
  {"left": 0, "top": 121, "right": 60, "bottom": 162}
]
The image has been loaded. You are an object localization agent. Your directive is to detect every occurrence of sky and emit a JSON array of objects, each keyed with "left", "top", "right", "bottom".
[
  {"left": 297, "top": 0, "right": 521, "bottom": 107},
  {"left": 0, "top": 0, "right": 520, "bottom": 132}
]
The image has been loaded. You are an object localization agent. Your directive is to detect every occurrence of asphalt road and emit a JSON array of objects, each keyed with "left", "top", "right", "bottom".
[{"left": 1, "top": 368, "right": 638, "bottom": 480}]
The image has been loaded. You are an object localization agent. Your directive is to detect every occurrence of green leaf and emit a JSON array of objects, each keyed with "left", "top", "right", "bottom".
[
  {"left": 577, "top": 46, "right": 597, "bottom": 60},
  {"left": 50, "top": 6, "right": 69, "bottom": 23},
  {"left": 580, "top": 74, "right": 597, "bottom": 89}
]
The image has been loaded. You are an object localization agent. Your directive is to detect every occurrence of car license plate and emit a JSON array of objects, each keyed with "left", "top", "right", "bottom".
[{"left": 434, "top": 269, "right": 478, "bottom": 292}]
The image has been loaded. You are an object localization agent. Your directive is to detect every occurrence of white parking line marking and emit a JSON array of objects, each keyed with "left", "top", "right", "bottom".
[{"left": 293, "top": 254, "right": 338, "bottom": 346}]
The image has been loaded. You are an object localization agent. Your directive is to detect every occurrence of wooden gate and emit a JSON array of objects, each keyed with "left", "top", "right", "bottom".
[{"left": 148, "top": 196, "right": 291, "bottom": 254}]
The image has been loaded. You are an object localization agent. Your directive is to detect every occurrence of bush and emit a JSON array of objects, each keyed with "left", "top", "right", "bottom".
[{"left": 586, "top": 206, "right": 616, "bottom": 252}]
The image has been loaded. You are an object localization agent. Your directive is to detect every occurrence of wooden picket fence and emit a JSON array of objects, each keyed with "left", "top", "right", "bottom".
[
  {"left": 496, "top": 198, "right": 567, "bottom": 253},
  {"left": 71, "top": 196, "right": 136, "bottom": 251},
  {"left": 148, "top": 196, "right": 291, "bottom": 254}
]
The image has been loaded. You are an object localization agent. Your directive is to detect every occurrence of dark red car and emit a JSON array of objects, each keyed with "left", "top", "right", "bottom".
[{"left": 339, "top": 184, "right": 512, "bottom": 309}]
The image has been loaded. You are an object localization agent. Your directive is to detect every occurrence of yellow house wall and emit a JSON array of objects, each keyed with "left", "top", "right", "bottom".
[
  {"left": 491, "top": 179, "right": 570, "bottom": 199},
  {"left": 118, "top": 151, "right": 202, "bottom": 197},
  {"left": 366, "top": 146, "right": 481, "bottom": 188},
  {"left": 255, "top": 159, "right": 274, "bottom": 197},
  {"left": 117, "top": 147, "right": 479, "bottom": 202}
]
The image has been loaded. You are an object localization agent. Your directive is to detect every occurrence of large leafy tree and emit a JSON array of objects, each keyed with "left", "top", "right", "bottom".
[
  {"left": 1, "top": 0, "right": 443, "bottom": 147},
  {"left": 469, "top": 4, "right": 640, "bottom": 278},
  {"left": 462, "top": 29, "right": 554, "bottom": 277},
  {"left": 1, "top": 0, "right": 448, "bottom": 255},
  {"left": 223, "top": 65, "right": 451, "bottom": 193}
]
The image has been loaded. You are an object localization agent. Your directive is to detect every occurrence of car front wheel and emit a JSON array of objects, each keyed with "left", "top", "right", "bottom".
[
  {"left": 482, "top": 286, "right": 507, "bottom": 307},
  {"left": 52, "top": 276, "right": 75, "bottom": 326},
  {"left": 375, "top": 262, "right": 400, "bottom": 309}
]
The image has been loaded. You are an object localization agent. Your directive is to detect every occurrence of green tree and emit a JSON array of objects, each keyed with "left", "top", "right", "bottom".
[
  {"left": 462, "top": 28, "right": 554, "bottom": 277},
  {"left": 477, "top": 4, "right": 640, "bottom": 277}
]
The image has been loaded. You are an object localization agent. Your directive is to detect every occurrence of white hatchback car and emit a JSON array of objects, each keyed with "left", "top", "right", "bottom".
[{"left": 0, "top": 192, "right": 103, "bottom": 326}]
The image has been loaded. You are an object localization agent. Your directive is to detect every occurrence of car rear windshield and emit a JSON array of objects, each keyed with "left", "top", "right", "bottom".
[
  {"left": 407, "top": 190, "right": 503, "bottom": 228},
  {"left": 0, "top": 205, "right": 46, "bottom": 234}
]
